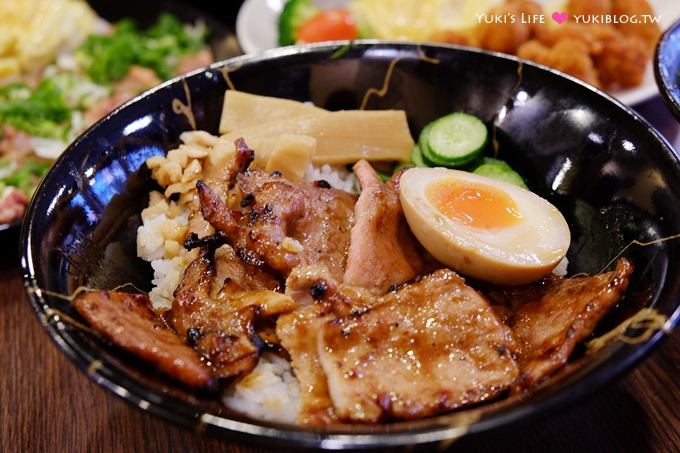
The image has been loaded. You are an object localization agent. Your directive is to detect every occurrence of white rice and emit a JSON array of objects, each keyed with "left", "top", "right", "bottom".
[
  {"left": 553, "top": 256, "right": 569, "bottom": 277},
  {"left": 222, "top": 353, "right": 300, "bottom": 423},
  {"left": 303, "top": 163, "right": 358, "bottom": 193},
  {"left": 136, "top": 200, "right": 190, "bottom": 310}
]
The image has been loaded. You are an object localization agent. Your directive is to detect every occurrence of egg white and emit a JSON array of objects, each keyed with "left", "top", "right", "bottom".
[{"left": 400, "top": 167, "right": 570, "bottom": 285}]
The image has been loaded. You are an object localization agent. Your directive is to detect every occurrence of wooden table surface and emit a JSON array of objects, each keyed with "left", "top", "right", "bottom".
[
  {"left": 3, "top": 0, "right": 680, "bottom": 443},
  {"left": 1, "top": 97, "right": 679, "bottom": 452}
]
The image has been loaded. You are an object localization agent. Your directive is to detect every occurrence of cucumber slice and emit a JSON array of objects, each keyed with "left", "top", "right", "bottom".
[
  {"left": 411, "top": 145, "right": 428, "bottom": 167},
  {"left": 472, "top": 158, "right": 528, "bottom": 189},
  {"left": 417, "top": 123, "right": 438, "bottom": 166},
  {"left": 423, "top": 113, "right": 487, "bottom": 167}
]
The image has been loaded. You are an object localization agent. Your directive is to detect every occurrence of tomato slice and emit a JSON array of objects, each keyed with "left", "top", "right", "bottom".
[{"left": 297, "top": 9, "right": 358, "bottom": 43}]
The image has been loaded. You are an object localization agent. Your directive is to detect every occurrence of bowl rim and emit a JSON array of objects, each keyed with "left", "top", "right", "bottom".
[
  {"left": 20, "top": 40, "right": 680, "bottom": 449},
  {"left": 655, "top": 17, "right": 680, "bottom": 122}
]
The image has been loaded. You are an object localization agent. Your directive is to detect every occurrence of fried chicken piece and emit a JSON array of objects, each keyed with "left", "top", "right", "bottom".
[
  {"left": 474, "top": 1, "right": 544, "bottom": 54},
  {"left": 612, "top": 0, "right": 661, "bottom": 52},
  {"left": 594, "top": 34, "right": 649, "bottom": 89},
  {"left": 318, "top": 269, "right": 518, "bottom": 422},
  {"left": 343, "top": 160, "right": 425, "bottom": 293},
  {"left": 567, "top": 0, "right": 612, "bottom": 16},
  {"left": 534, "top": 23, "right": 608, "bottom": 54},
  {"left": 73, "top": 290, "right": 214, "bottom": 389},
  {"left": 518, "top": 38, "right": 601, "bottom": 87},
  {"left": 484, "top": 259, "right": 633, "bottom": 390},
  {"left": 531, "top": 23, "right": 649, "bottom": 89},
  {"left": 476, "top": 14, "right": 530, "bottom": 54}
]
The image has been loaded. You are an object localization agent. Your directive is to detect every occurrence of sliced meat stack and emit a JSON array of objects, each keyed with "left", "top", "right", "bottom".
[{"left": 70, "top": 139, "right": 635, "bottom": 425}]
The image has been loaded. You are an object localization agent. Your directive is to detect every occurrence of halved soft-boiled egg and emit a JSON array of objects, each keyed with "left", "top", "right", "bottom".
[{"left": 400, "top": 167, "right": 570, "bottom": 285}]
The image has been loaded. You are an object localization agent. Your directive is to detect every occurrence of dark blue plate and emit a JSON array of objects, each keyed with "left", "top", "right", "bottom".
[
  {"left": 21, "top": 42, "right": 680, "bottom": 449},
  {"left": 655, "top": 18, "right": 680, "bottom": 121}
]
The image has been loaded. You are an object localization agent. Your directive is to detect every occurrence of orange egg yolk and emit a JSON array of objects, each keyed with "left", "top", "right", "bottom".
[{"left": 427, "top": 179, "right": 523, "bottom": 229}]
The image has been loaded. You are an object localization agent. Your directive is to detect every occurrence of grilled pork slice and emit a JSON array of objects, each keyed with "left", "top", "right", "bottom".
[
  {"left": 277, "top": 303, "right": 338, "bottom": 425},
  {"left": 318, "top": 269, "right": 519, "bottom": 422},
  {"left": 213, "top": 244, "right": 281, "bottom": 298},
  {"left": 505, "top": 258, "right": 633, "bottom": 390},
  {"left": 276, "top": 266, "right": 342, "bottom": 425},
  {"left": 73, "top": 290, "right": 213, "bottom": 389},
  {"left": 276, "top": 265, "right": 379, "bottom": 425},
  {"left": 198, "top": 168, "right": 356, "bottom": 281},
  {"left": 343, "top": 160, "right": 425, "bottom": 293},
  {"left": 172, "top": 250, "right": 294, "bottom": 381}
]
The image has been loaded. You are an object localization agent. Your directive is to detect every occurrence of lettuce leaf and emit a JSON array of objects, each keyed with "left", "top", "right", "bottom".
[
  {"left": 77, "top": 13, "right": 209, "bottom": 84},
  {"left": 0, "top": 79, "right": 71, "bottom": 138}
]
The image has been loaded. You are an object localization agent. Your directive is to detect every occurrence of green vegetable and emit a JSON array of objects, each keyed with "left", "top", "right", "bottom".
[
  {"left": 421, "top": 113, "right": 487, "bottom": 168},
  {"left": 77, "top": 13, "right": 209, "bottom": 84},
  {"left": 330, "top": 43, "right": 352, "bottom": 60},
  {"left": 0, "top": 79, "right": 70, "bottom": 138},
  {"left": 393, "top": 162, "right": 414, "bottom": 173},
  {"left": 0, "top": 159, "right": 50, "bottom": 195},
  {"left": 376, "top": 170, "right": 391, "bottom": 182},
  {"left": 411, "top": 144, "right": 428, "bottom": 167},
  {"left": 472, "top": 158, "right": 527, "bottom": 189},
  {"left": 278, "top": 0, "right": 319, "bottom": 46}
]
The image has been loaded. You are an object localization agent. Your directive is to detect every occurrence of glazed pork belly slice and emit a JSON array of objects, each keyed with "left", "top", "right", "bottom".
[
  {"left": 277, "top": 303, "right": 338, "bottom": 425},
  {"left": 275, "top": 266, "right": 343, "bottom": 425},
  {"left": 343, "top": 160, "right": 426, "bottom": 293},
  {"left": 276, "top": 265, "right": 379, "bottom": 425},
  {"left": 482, "top": 258, "right": 633, "bottom": 390},
  {"left": 73, "top": 290, "right": 213, "bottom": 389},
  {"left": 318, "top": 269, "right": 519, "bottom": 423},
  {"left": 197, "top": 167, "right": 356, "bottom": 281},
  {"left": 171, "top": 247, "right": 295, "bottom": 381}
]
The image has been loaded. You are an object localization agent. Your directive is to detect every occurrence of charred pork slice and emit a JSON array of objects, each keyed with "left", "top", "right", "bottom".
[
  {"left": 197, "top": 167, "right": 356, "bottom": 281},
  {"left": 343, "top": 160, "right": 425, "bottom": 293},
  {"left": 318, "top": 269, "right": 518, "bottom": 423},
  {"left": 172, "top": 250, "right": 294, "bottom": 381},
  {"left": 73, "top": 290, "right": 213, "bottom": 389},
  {"left": 506, "top": 258, "right": 633, "bottom": 390}
]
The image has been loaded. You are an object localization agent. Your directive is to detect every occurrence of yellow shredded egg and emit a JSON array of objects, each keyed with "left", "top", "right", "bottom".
[{"left": 0, "top": 0, "right": 97, "bottom": 78}]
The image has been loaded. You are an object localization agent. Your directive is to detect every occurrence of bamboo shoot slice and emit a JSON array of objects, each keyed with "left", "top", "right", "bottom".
[
  {"left": 265, "top": 134, "right": 317, "bottom": 181},
  {"left": 220, "top": 110, "right": 414, "bottom": 165},
  {"left": 219, "top": 90, "right": 326, "bottom": 134}
]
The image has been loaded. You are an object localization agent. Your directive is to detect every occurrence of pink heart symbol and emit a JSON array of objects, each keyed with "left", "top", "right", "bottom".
[{"left": 551, "top": 11, "right": 568, "bottom": 24}]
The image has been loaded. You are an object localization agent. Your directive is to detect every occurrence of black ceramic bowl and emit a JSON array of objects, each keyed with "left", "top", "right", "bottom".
[
  {"left": 655, "top": 18, "right": 680, "bottom": 121},
  {"left": 21, "top": 42, "right": 680, "bottom": 449}
]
